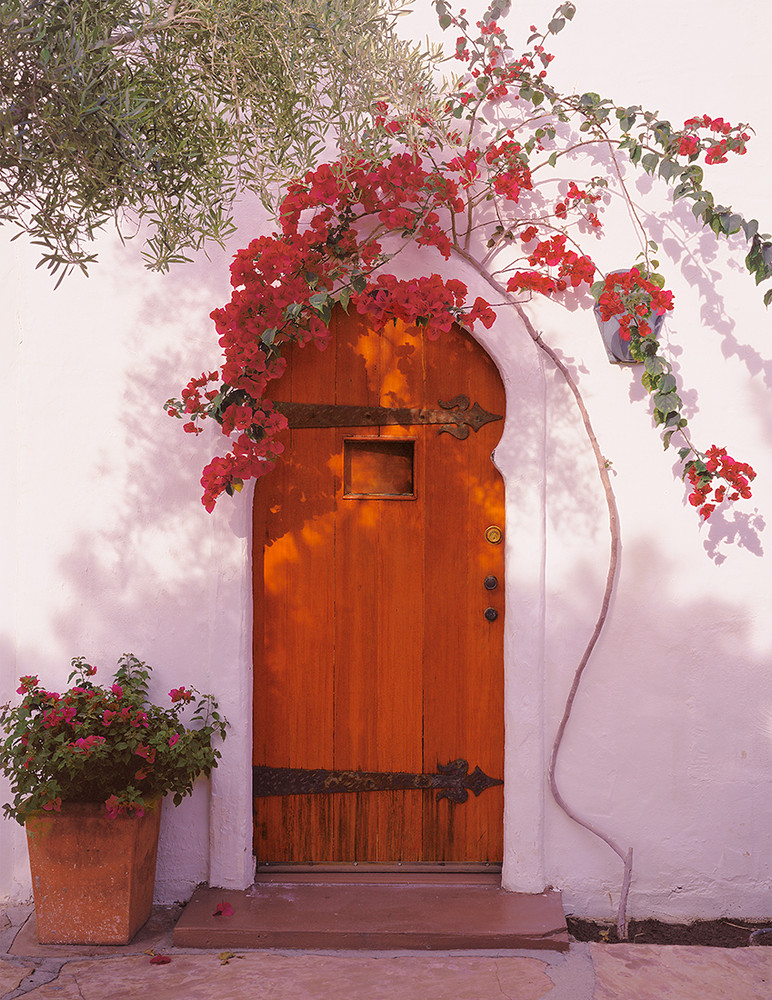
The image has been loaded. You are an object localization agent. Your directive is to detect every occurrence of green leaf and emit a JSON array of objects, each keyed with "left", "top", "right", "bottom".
[
  {"left": 547, "top": 151, "right": 558, "bottom": 167},
  {"left": 658, "top": 158, "right": 678, "bottom": 182},
  {"left": 743, "top": 219, "right": 759, "bottom": 241},
  {"left": 764, "top": 288, "right": 772, "bottom": 308},
  {"left": 548, "top": 18, "right": 566, "bottom": 33},
  {"left": 641, "top": 152, "right": 659, "bottom": 174},
  {"left": 654, "top": 391, "right": 681, "bottom": 414},
  {"left": 644, "top": 355, "right": 666, "bottom": 376}
]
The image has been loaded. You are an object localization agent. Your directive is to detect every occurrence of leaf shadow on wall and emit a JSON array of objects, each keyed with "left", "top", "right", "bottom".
[{"left": 543, "top": 536, "right": 772, "bottom": 907}]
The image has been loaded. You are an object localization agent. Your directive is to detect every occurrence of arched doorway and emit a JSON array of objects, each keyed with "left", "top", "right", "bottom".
[{"left": 252, "top": 307, "right": 506, "bottom": 866}]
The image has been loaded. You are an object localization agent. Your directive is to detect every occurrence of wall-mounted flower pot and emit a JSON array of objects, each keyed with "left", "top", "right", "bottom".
[
  {"left": 24, "top": 798, "right": 162, "bottom": 945},
  {"left": 593, "top": 302, "right": 666, "bottom": 364}
]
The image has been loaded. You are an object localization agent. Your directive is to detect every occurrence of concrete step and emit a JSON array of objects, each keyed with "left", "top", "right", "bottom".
[{"left": 173, "top": 874, "right": 569, "bottom": 951}]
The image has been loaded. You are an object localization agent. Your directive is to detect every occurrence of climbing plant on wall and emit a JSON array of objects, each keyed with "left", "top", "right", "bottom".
[{"left": 168, "top": 0, "right": 768, "bottom": 936}]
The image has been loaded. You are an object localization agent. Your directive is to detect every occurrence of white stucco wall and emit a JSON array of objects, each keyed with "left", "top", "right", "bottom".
[{"left": 2, "top": 0, "right": 772, "bottom": 922}]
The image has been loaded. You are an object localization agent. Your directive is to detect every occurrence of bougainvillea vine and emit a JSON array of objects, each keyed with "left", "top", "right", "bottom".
[{"left": 168, "top": 1, "right": 762, "bottom": 522}]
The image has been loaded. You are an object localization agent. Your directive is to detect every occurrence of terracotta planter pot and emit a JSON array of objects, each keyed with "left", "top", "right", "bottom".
[{"left": 24, "top": 797, "right": 163, "bottom": 945}]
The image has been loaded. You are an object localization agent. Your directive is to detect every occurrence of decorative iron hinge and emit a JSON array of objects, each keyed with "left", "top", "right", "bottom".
[
  {"left": 273, "top": 395, "right": 502, "bottom": 440},
  {"left": 252, "top": 759, "right": 503, "bottom": 804}
]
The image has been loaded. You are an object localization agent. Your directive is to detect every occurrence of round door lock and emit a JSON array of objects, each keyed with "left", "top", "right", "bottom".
[
  {"left": 484, "top": 607, "right": 498, "bottom": 622},
  {"left": 485, "top": 525, "right": 502, "bottom": 544},
  {"left": 484, "top": 575, "right": 498, "bottom": 591}
]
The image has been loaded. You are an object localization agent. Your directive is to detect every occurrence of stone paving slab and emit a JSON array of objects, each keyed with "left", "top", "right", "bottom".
[
  {"left": 12, "top": 953, "right": 559, "bottom": 1000},
  {"left": 591, "top": 943, "right": 772, "bottom": 1000},
  {"left": 0, "top": 960, "right": 32, "bottom": 997}
]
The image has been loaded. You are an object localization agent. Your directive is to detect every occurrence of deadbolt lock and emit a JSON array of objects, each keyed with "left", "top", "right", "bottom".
[{"left": 484, "top": 525, "right": 502, "bottom": 544}]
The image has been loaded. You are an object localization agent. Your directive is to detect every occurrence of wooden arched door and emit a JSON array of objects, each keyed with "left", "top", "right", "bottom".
[{"left": 252, "top": 307, "right": 505, "bottom": 865}]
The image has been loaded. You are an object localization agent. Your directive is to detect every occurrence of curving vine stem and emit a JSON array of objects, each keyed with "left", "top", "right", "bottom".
[
  {"left": 457, "top": 251, "right": 633, "bottom": 939},
  {"left": 514, "top": 302, "right": 633, "bottom": 942}
]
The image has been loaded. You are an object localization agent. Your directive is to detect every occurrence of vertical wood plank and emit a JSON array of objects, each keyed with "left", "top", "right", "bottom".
[
  {"left": 253, "top": 331, "right": 337, "bottom": 863},
  {"left": 332, "top": 309, "right": 382, "bottom": 860},
  {"left": 421, "top": 323, "right": 505, "bottom": 861},
  {"left": 373, "top": 320, "right": 424, "bottom": 861}
]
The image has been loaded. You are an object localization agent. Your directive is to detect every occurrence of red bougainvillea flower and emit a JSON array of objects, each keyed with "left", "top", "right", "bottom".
[
  {"left": 16, "top": 675, "right": 39, "bottom": 695},
  {"left": 150, "top": 954, "right": 172, "bottom": 965},
  {"left": 214, "top": 902, "right": 235, "bottom": 917},
  {"left": 105, "top": 794, "right": 122, "bottom": 818},
  {"left": 71, "top": 735, "right": 106, "bottom": 754},
  {"left": 169, "top": 687, "right": 194, "bottom": 703},
  {"left": 685, "top": 446, "right": 756, "bottom": 518},
  {"left": 135, "top": 744, "right": 157, "bottom": 764}
]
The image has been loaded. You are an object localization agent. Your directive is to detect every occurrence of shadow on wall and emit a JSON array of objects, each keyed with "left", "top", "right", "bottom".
[
  {"left": 542, "top": 535, "right": 772, "bottom": 919},
  {"left": 483, "top": 127, "right": 771, "bottom": 565}
]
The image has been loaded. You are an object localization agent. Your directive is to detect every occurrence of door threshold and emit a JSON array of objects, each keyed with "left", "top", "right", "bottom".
[
  {"left": 173, "top": 883, "right": 569, "bottom": 951},
  {"left": 256, "top": 862, "right": 503, "bottom": 875}
]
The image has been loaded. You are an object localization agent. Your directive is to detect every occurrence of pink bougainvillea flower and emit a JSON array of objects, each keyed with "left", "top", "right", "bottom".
[
  {"left": 105, "top": 794, "right": 121, "bottom": 818},
  {"left": 169, "top": 687, "right": 194, "bottom": 703},
  {"left": 149, "top": 954, "right": 172, "bottom": 965},
  {"left": 16, "top": 675, "right": 39, "bottom": 695},
  {"left": 111, "top": 684, "right": 123, "bottom": 698},
  {"left": 42, "top": 797, "right": 61, "bottom": 812},
  {"left": 72, "top": 735, "right": 105, "bottom": 753},
  {"left": 168, "top": 733, "right": 180, "bottom": 747},
  {"left": 213, "top": 902, "right": 234, "bottom": 917}
]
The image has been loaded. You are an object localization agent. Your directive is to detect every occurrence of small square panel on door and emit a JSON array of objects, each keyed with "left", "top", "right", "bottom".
[{"left": 343, "top": 438, "right": 416, "bottom": 499}]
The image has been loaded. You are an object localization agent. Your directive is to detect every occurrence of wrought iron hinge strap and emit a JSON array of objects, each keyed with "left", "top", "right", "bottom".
[
  {"left": 273, "top": 395, "right": 502, "bottom": 440},
  {"left": 252, "top": 759, "right": 503, "bottom": 804}
]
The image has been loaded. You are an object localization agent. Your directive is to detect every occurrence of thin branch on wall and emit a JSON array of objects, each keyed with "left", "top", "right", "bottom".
[{"left": 513, "top": 302, "right": 633, "bottom": 941}]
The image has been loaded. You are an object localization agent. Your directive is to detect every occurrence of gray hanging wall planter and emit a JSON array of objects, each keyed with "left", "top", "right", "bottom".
[
  {"left": 593, "top": 305, "right": 665, "bottom": 364},
  {"left": 593, "top": 269, "right": 666, "bottom": 364}
]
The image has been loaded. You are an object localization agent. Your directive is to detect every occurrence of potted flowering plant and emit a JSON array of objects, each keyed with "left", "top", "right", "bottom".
[
  {"left": 591, "top": 265, "right": 674, "bottom": 363},
  {"left": 0, "top": 653, "right": 228, "bottom": 945}
]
